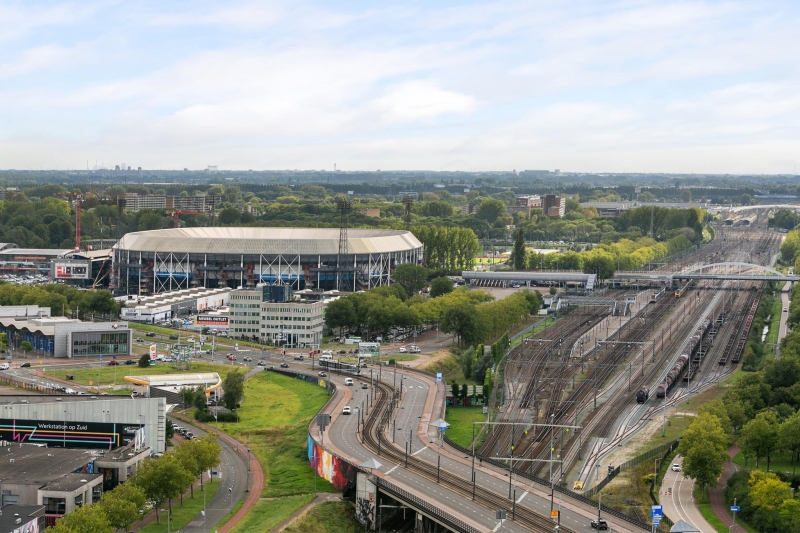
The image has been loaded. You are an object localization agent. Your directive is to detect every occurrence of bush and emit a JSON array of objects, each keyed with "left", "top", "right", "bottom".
[
  {"left": 138, "top": 354, "right": 151, "bottom": 368},
  {"left": 194, "top": 409, "right": 238, "bottom": 423}
]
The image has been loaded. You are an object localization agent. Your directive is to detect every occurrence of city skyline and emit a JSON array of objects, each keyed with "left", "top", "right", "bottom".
[{"left": 1, "top": 1, "right": 798, "bottom": 174}]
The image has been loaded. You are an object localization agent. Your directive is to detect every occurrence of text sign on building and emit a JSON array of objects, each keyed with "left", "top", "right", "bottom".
[
  {"left": 0, "top": 418, "right": 144, "bottom": 449},
  {"left": 54, "top": 262, "right": 89, "bottom": 279},
  {"left": 196, "top": 316, "right": 229, "bottom": 326}
]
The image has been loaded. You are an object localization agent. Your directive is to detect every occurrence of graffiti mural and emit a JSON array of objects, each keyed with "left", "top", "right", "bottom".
[
  {"left": 355, "top": 471, "right": 376, "bottom": 528},
  {"left": 307, "top": 435, "right": 356, "bottom": 491}
]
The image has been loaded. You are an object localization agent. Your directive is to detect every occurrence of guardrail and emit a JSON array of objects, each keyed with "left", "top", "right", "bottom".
[{"left": 443, "top": 434, "right": 653, "bottom": 532}]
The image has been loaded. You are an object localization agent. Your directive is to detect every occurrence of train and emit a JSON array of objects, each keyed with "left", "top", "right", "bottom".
[
  {"left": 650, "top": 289, "right": 665, "bottom": 303},
  {"left": 674, "top": 281, "right": 691, "bottom": 298},
  {"left": 655, "top": 316, "right": 712, "bottom": 398},
  {"left": 636, "top": 387, "right": 649, "bottom": 404},
  {"left": 319, "top": 359, "right": 362, "bottom": 376}
]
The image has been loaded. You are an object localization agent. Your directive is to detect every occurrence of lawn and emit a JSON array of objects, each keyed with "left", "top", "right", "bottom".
[
  {"left": 217, "top": 370, "right": 336, "bottom": 497},
  {"left": 731, "top": 449, "right": 800, "bottom": 474},
  {"left": 765, "top": 284, "right": 785, "bottom": 346},
  {"left": 445, "top": 407, "right": 486, "bottom": 449},
  {"left": 228, "top": 494, "right": 315, "bottom": 533},
  {"left": 43, "top": 361, "right": 238, "bottom": 389},
  {"left": 139, "top": 478, "right": 220, "bottom": 533},
  {"left": 283, "top": 501, "right": 361, "bottom": 533},
  {"left": 697, "top": 502, "right": 758, "bottom": 533}
]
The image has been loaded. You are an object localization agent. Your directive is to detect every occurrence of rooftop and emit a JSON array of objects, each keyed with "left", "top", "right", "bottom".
[
  {"left": 40, "top": 472, "right": 102, "bottom": 493},
  {"left": 0, "top": 505, "right": 44, "bottom": 530},
  {"left": 0, "top": 446, "right": 94, "bottom": 484}
]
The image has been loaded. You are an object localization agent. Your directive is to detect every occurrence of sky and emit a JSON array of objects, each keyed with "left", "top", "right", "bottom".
[{"left": 1, "top": 0, "right": 799, "bottom": 174}]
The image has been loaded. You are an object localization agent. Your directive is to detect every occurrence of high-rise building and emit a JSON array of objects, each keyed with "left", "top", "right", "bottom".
[{"left": 543, "top": 195, "right": 565, "bottom": 218}]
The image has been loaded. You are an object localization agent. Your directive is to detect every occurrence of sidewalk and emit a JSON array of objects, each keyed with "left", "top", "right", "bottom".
[{"left": 708, "top": 446, "right": 740, "bottom": 529}]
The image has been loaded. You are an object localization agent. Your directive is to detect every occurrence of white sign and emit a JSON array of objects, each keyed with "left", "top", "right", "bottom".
[{"left": 436, "top": 372, "right": 442, "bottom": 382}]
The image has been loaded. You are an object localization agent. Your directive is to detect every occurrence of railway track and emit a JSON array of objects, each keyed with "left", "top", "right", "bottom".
[{"left": 360, "top": 376, "right": 578, "bottom": 533}]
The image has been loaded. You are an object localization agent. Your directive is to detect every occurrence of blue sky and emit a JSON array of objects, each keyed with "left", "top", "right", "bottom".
[{"left": 1, "top": 0, "right": 798, "bottom": 173}]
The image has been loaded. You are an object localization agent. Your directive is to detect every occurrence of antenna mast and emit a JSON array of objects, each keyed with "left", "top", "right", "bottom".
[
  {"left": 336, "top": 199, "right": 352, "bottom": 292},
  {"left": 403, "top": 196, "right": 414, "bottom": 232}
]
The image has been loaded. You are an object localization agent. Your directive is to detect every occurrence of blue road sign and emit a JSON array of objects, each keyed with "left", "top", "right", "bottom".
[
  {"left": 730, "top": 506, "right": 740, "bottom": 512},
  {"left": 651, "top": 505, "right": 663, "bottom": 518}
]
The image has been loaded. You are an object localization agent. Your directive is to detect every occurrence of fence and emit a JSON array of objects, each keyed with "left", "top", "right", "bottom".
[
  {"left": 443, "top": 434, "right": 652, "bottom": 532},
  {"left": 583, "top": 439, "right": 680, "bottom": 497}
]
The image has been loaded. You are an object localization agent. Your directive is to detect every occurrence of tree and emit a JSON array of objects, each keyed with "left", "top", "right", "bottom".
[
  {"left": 460, "top": 383, "right": 469, "bottom": 403},
  {"left": 476, "top": 198, "right": 507, "bottom": 223},
  {"left": 20, "top": 340, "right": 32, "bottom": 354},
  {"left": 193, "top": 434, "right": 222, "bottom": 485},
  {"left": 393, "top": 263, "right": 428, "bottom": 297},
  {"left": 429, "top": 276, "right": 454, "bottom": 298},
  {"left": 131, "top": 454, "right": 193, "bottom": 522},
  {"left": 165, "top": 419, "right": 175, "bottom": 440},
  {"left": 460, "top": 347, "right": 474, "bottom": 379},
  {"left": 680, "top": 189, "right": 692, "bottom": 202},
  {"left": 451, "top": 381, "right": 460, "bottom": 402},
  {"left": 677, "top": 412, "right": 729, "bottom": 491},
  {"left": 697, "top": 400, "right": 732, "bottom": 435},
  {"left": 218, "top": 208, "right": 241, "bottom": 225},
  {"left": 638, "top": 191, "right": 656, "bottom": 202},
  {"left": 749, "top": 471, "right": 791, "bottom": 512},
  {"left": 222, "top": 370, "right": 246, "bottom": 410},
  {"left": 45, "top": 501, "right": 113, "bottom": 533},
  {"left": 780, "top": 411, "right": 800, "bottom": 474},
  {"left": 173, "top": 443, "right": 200, "bottom": 498},
  {"left": 510, "top": 228, "right": 526, "bottom": 270},
  {"left": 138, "top": 353, "right": 151, "bottom": 368},
  {"left": 740, "top": 412, "right": 780, "bottom": 469},
  {"left": 441, "top": 304, "right": 479, "bottom": 346},
  {"left": 324, "top": 298, "right": 357, "bottom": 333},
  {"left": 98, "top": 482, "right": 146, "bottom": 533}
]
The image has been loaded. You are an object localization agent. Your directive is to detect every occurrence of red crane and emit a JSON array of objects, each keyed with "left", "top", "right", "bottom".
[{"left": 169, "top": 209, "right": 209, "bottom": 228}]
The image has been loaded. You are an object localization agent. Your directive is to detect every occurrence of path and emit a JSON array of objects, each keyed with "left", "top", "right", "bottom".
[
  {"left": 271, "top": 493, "right": 342, "bottom": 532},
  {"left": 708, "top": 445, "right": 741, "bottom": 530}
]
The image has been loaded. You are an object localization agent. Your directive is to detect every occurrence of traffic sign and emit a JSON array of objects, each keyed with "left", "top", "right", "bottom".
[
  {"left": 550, "top": 510, "right": 559, "bottom": 518},
  {"left": 730, "top": 506, "right": 740, "bottom": 512},
  {"left": 436, "top": 372, "right": 442, "bottom": 382},
  {"left": 651, "top": 505, "right": 663, "bottom": 518}
]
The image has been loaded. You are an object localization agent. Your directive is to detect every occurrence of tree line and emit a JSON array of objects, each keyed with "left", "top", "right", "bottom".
[
  {"left": 0, "top": 283, "right": 119, "bottom": 321},
  {"left": 47, "top": 434, "right": 221, "bottom": 533}
]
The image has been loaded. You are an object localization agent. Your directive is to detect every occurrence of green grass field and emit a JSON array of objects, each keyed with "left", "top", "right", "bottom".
[
  {"left": 283, "top": 501, "right": 361, "bottom": 533},
  {"left": 765, "top": 287, "right": 785, "bottom": 346},
  {"left": 217, "top": 370, "right": 336, "bottom": 497},
  {"left": 445, "top": 407, "right": 486, "bottom": 449},
  {"left": 42, "top": 361, "right": 238, "bottom": 389},
  {"left": 731, "top": 449, "right": 800, "bottom": 473},
  {"left": 139, "top": 478, "right": 220, "bottom": 533},
  {"left": 228, "top": 494, "right": 315, "bottom": 533}
]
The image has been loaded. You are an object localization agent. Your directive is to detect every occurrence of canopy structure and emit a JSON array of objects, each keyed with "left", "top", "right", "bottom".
[{"left": 669, "top": 520, "right": 700, "bottom": 532}]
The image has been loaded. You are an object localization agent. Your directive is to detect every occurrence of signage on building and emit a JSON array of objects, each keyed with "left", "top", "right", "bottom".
[
  {"left": 197, "top": 316, "right": 229, "bottom": 326},
  {"left": 54, "top": 261, "right": 89, "bottom": 279},
  {"left": 14, "top": 256, "right": 47, "bottom": 261},
  {"left": 0, "top": 418, "right": 143, "bottom": 449}
]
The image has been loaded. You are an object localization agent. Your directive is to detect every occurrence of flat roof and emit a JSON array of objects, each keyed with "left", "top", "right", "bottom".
[
  {"left": 0, "top": 446, "right": 94, "bottom": 484},
  {"left": 40, "top": 472, "right": 102, "bottom": 492},
  {"left": 0, "top": 248, "right": 72, "bottom": 258},
  {"left": 0, "top": 505, "right": 44, "bottom": 530},
  {"left": 115, "top": 227, "right": 423, "bottom": 256},
  {"left": 124, "top": 372, "right": 221, "bottom": 387}
]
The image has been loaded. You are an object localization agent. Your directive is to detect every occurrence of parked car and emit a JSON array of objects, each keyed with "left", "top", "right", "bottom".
[
  {"left": 125, "top": 359, "right": 137, "bottom": 365},
  {"left": 146, "top": 332, "right": 157, "bottom": 337},
  {"left": 168, "top": 334, "right": 179, "bottom": 340},
  {"left": 108, "top": 360, "right": 120, "bottom": 366}
]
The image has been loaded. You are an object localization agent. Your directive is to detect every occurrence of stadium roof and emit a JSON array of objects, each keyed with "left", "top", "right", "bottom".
[{"left": 115, "top": 227, "right": 423, "bottom": 255}]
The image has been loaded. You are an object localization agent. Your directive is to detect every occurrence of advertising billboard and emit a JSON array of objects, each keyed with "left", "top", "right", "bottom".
[
  {"left": 54, "top": 261, "right": 89, "bottom": 279},
  {"left": 0, "top": 418, "right": 144, "bottom": 449},
  {"left": 196, "top": 315, "right": 229, "bottom": 326}
]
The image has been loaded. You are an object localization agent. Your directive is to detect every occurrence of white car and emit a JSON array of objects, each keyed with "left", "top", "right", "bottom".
[
  {"left": 399, "top": 347, "right": 407, "bottom": 353},
  {"left": 345, "top": 378, "right": 354, "bottom": 386},
  {"left": 671, "top": 464, "right": 681, "bottom": 472},
  {"left": 342, "top": 406, "right": 351, "bottom": 415},
  {"left": 0, "top": 363, "right": 9, "bottom": 370}
]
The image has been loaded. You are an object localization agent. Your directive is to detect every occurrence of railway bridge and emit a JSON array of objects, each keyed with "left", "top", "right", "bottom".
[{"left": 614, "top": 262, "right": 799, "bottom": 285}]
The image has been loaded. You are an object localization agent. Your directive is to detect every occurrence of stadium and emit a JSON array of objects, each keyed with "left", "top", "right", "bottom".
[{"left": 112, "top": 227, "right": 424, "bottom": 295}]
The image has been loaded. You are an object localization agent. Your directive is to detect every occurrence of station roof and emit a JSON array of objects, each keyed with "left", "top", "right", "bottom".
[
  {"left": 114, "top": 227, "right": 423, "bottom": 256},
  {"left": 124, "top": 372, "right": 222, "bottom": 390}
]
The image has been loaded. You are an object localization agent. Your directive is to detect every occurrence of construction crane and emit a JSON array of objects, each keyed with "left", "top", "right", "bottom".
[{"left": 169, "top": 209, "right": 210, "bottom": 228}]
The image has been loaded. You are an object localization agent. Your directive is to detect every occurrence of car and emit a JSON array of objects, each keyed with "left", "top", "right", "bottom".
[
  {"left": 227, "top": 355, "right": 237, "bottom": 361},
  {"left": 108, "top": 360, "right": 120, "bottom": 366},
  {"left": 146, "top": 332, "right": 156, "bottom": 337},
  {"left": 319, "top": 371, "right": 327, "bottom": 377},
  {"left": 125, "top": 359, "right": 137, "bottom": 365},
  {"left": 169, "top": 334, "right": 179, "bottom": 340},
  {"left": 163, "top": 357, "right": 174, "bottom": 362},
  {"left": 785, "top": 307, "right": 789, "bottom": 312},
  {"left": 280, "top": 362, "right": 289, "bottom": 368},
  {"left": 0, "top": 363, "right": 8, "bottom": 370},
  {"left": 342, "top": 406, "right": 351, "bottom": 415},
  {"left": 671, "top": 464, "right": 681, "bottom": 472},
  {"left": 345, "top": 378, "right": 354, "bottom": 386},
  {"left": 20, "top": 362, "right": 31, "bottom": 368},
  {"left": 243, "top": 356, "right": 252, "bottom": 362},
  {"left": 398, "top": 347, "right": 407, "bottom": 353},
  {"left": 293, "top": 355, "right": 304, "bottom": 361},
  {"left": 410, "top": 347, "right": 421, "bottom": 353},
  {"left": 590, "top": 519, "right": 609, "bottom": 530},
  {"left": 257, "top": 361, "right": 266, "bottom": 367},
  {"left": 135, "top": 338, "right": 144, "bottom": 343},
  {"left": 361, "top": 383, "right": 368, "bottom": 389}
]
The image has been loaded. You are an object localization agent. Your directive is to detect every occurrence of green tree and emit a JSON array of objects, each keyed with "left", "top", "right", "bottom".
[
  {"left": 740, "top": 412, "right": 780, "bottom": 469},
  {"left": 165, "top": 419, "right": 175, "bottom": 440},
  {"left": 780, "top": 411, "right": 800, "bottom": 474},
  {"left": 324, "top": 298, "right": 357, "bottom": 333},
  {"left": 222, "top": 370, "right": 246, "bottom": 410},
  {"left": 193, "top": 433, "right": 222, "bottom": 485},
  {"left": 510, "top": 228, "right": 526, "bottom": 270},
  {"left": 451, "top": 381, "right": 460, "bottom": 401},
  {"left": 45, "top": 501, "right": 113, "bottom": 533},
  {"left": 460, "top": 347, "right": 474, "bottom": 379},
  {"left": 429, "top": 276, "right": 454, "bottom": 298},
  {"left": 131, "top": 454, "right": 193, "bottom": 522},
  {"left": 677, "top": 412, "right": 729, "bottom": 491},
  {"left": 749, "top": 471, "right": 791, "bottom": 512},
  {"left": 218, "top": 208, "right": 241, "bottom": 225},
  {"left": 20, "top": 340, "right": 32, "bottom": 354},
  {"left": 138, "top": 353, "right": 151, "bottom": 368},
  {"left": 393, "top": 263, "right": 428, "bottom": 297},
  {"left": 476, "top": 198, "right": 507, "bottom": 223},
  {"left": 98, "top": 482, "right": 146, "bottom": 533},
  {"left": 697, "top": 400, "right": 732, "bottom": 435},
  {"left": 441, "top": 304, "right": 479, "bottom": 346},
  {"left": 173, "top": 443, "right": 201, "bottom": 498}
]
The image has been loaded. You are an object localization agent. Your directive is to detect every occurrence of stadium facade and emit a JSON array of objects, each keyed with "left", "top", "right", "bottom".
[{"left": 112, "top": 227, "right": 423, "bottom": 295}]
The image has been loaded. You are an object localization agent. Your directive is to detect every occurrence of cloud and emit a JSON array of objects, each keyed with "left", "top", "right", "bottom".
[
  {"left": 369, "top": 81, "right": 476, "bottom": 123},
  {"left": 0, "top": 42, "right": 95, "bottom": 79},
  {"left": 150, "top": 3, "right": 284, "bottom": 29}
]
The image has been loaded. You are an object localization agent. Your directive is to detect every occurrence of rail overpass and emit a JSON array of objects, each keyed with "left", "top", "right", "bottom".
[
  {"left": 614, "top": 262, "right": 799, "bottom": 285},
  {"left": 462, "top": 270, "right": 597, "bottom": 291}
]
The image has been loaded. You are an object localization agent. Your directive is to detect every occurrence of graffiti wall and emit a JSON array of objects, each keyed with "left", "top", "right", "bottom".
[
  {"left": 307, "top": 435, "right": 356, "bottom": 491},
  {"left": 355, "top": 471, "right": 376, "bottom": 529}
]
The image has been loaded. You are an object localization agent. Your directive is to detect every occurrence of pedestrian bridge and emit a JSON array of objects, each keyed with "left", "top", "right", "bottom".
[{"left": 615, "top": 262, "right": 799, "bottom": 283}]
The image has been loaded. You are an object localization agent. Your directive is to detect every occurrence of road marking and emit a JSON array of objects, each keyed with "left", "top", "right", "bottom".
[
  {"left": 385, "top": 465, "right": 398, "bottom": 475},
  {"left": 493, "top": 520, "right": 503, "bottom": 531},
  {"left": 412, "top": 447, "right": 426, "bottom": 456},
  {"left": 516, "top": 490, "right": 528, "bottom": 503}
]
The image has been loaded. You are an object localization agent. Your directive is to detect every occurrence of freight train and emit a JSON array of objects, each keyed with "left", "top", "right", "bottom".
[
  {"left": 655, "top": 317, "right": 712, "bottom": 398},
  {"left": 636, "top": 387, "right": 649, "bottom": 403}
]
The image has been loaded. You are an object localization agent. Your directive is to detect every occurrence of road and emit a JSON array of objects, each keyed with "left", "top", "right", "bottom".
[
  {"left": 778, "top": 282, "right": 792, "bottom": 356},
  {"left": 658, "top": 456, "right": 714, "bottom": 533}
]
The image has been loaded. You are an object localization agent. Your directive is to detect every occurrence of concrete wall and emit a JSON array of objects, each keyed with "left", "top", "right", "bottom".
[{"left": 0, "top": 398, "right": 165, "bottom": 453}]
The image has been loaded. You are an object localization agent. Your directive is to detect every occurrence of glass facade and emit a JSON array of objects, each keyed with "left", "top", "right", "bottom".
[{"left": 71, "top": 331, "right": 129, "bottom": 356}]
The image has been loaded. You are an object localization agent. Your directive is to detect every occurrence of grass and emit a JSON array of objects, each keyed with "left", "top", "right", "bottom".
[
  {"left": 283, "top": 501, "right": 361, "bottom": 533},
  {"left": 217, "top": 370, "right": 336, "bottom": 497},
  {"left": 731, "top": 449, "right": 800, "bottom": 473},
  {"left": 698, "top": 502, "right": 730, "bottom": 533},
  {"left": 42, "top": 361, "right": 238, "bottom": 389},
  {"left": 765, "top": 286, "right": 785, "bottom": 346},
  {"left": 423, "top": 348, "right": 480, "bottom": 386},
  {"left": 228, "top": 494, "right": 315, "bottom": 533},
  {"left": 444, "top": 407, "right": 486, "bottom": 449},
  {"left": 139, "top": 478, "right": 220, "bottom": 533}
]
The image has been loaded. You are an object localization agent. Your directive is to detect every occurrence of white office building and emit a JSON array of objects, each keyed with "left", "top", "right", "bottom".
[{"left": 229, "top": 288, "right": 324, "bottom": 347}]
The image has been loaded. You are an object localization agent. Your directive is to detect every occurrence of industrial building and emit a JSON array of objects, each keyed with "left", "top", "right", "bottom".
[
  {"left": 0, "top": 248, "right": 72, "bottom": 276},
  {"left": 119, "top": 287, "right": 230, "bottom": 323},
  {"left": 112, "top": 227, "right": 424, "bottom": 295},
  {"left": 228, "top": 286, "right": 325, "bottom": 347},
  {"left": 0, "top": 306, "right": 130, "bottom": 358}
]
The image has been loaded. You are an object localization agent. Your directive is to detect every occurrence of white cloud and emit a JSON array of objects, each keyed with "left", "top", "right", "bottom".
[
  {"left": 151, "top": 3, "right": 284, "bottom": 29},
  {"left": 369, "top": 81, "right": 476, "bottom": 123}
]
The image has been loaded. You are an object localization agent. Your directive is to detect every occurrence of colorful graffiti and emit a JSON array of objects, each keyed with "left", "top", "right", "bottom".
[{"left": 307, "top": 435, "right": 356, "bottom": 491}]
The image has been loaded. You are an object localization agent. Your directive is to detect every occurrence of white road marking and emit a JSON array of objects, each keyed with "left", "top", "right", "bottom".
[
  {"left": 493, "top": 520, "right": 503, "bottom": 531},
  {"left": 516, "top": 490, "right": 528, "bottom": 503},
  {"left": 385, "top": 465, "right": 398, "bottom": 475}
]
